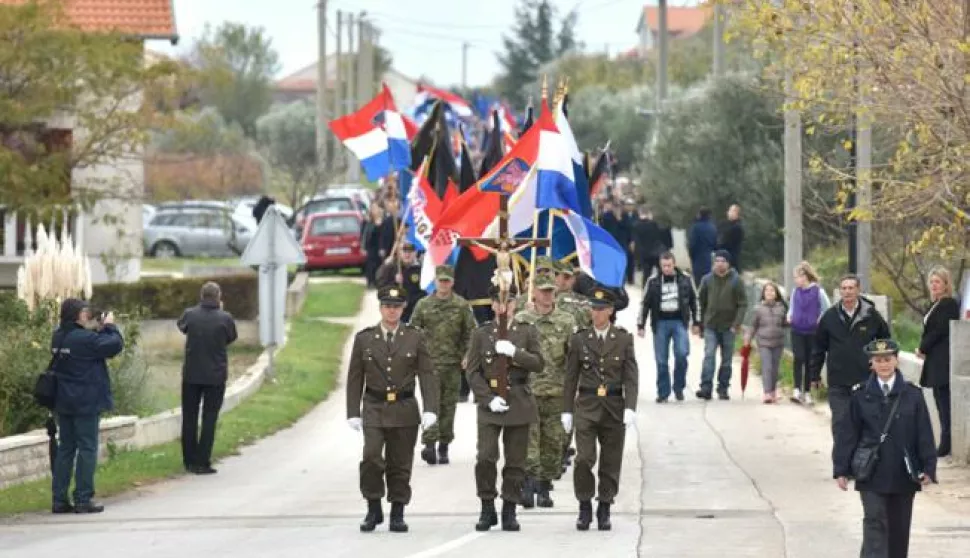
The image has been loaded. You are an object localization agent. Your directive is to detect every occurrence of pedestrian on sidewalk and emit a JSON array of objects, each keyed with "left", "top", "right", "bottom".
[
  {"left": 636, "top": 252, "right": 698, "bottom": 403},
  {"left": 833, "top": 338, "right": 937, "bottom": 558},
  {"left": 562, "top": 287, "right": 639, "bottom": 532},
  {"left": 410, "top": 265, "right": 476, "bottom": 467},
  {"left": 514, "top": 275, "right": 576, "bottom": 508},
  {"left": 695, "top": 250, "right": 747, "bottom": 400},
  {"left": 687, "top": 207, "right": 717, "bottom": 288},
  {"left": 788, "top": 261, "right": 830, "bottom": 405},
  {"left": 50, "top": 299, "right": 124, "bottom": 515},
  {"left": 745, "top": 282, "right": 789, "bottom": 403},
  {"left": 466, "top": 285, "right": 543, "bottom": 533},
  {"left": 346, "top": 285, "right": 439, "bottom": 533},
  {"left": 916, "top": 266, "right": 960, "bottom": 458},
  {"left": 810, "top": 274, "right": 890, "bottom": 441},
  {"left": 177, "top": 282, "right": 238, "bottom": 476}
]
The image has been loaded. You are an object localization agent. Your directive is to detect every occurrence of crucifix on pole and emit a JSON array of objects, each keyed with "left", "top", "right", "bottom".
[{"left": 458, "top": 193, "right": 549, "bottom": 400}]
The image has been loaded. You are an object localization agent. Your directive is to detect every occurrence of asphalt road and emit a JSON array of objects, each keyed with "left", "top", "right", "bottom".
[{"left": 2, "top": 285, "right": 969, "bottom": 557}]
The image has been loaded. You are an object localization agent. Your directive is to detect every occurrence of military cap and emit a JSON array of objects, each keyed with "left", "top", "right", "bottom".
[
  {"left": 535, "top": 256, "right": 555, "bottom": 272},
  {"left": 435, "top": 264, "right": 454, "bottom": 280},
  {"left": 588, "top": 287, "right": 615, "bottom": 308},
  {"left": 378, "top": 284, "right": 407, "bottom": 305},
  {"left": 864, "top": 338, "right": 900, "bottom": 357},
  {"left": 400, "top": 240, "right": 416, "bottom": 251},
  {"left": 489, "top": 283, "right": 519, "bottom": 300},
  {"left": 556, "top": 260, "right": 575, "bottom": 276},
  {"left": 534, "top": 274, "right": 556, "bottom": 290}
]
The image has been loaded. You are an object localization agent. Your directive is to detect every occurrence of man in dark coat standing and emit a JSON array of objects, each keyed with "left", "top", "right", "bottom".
[
  {"left": 833, "top": 338, "right": 937, "bottom": 558},
  {"left": 688, "top": 207, "right": 718, "bottom": 287},
  {"left": 177, "top": 281, "right": 238, "bottom": 475},
  {"left": 632, "top": 206, "right": 666, "bottom": 286},
  {"left": 716, "top": 204, "right": 745, "bottom": 271}
]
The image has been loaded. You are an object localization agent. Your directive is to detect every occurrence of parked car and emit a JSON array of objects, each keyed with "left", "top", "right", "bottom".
[
  {"left": 143, "top": 204, "right": 156, "bottom": 225},
  {"left": 291, "top": 195, "right": 368, "bottom": 232},
  {"left": 144, "top": 206, "right": 255, "bottom": 258},
  {"left": 300, "top": 211, "right": 366, "bottom": 271}
]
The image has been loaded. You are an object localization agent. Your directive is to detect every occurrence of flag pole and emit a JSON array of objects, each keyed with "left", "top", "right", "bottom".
[{"left": 527, "top": 208, "right": 541, "bottom": 304}]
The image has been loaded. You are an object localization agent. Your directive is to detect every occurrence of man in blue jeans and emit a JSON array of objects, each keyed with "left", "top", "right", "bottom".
[
  {"left": 695, "top": 250, "right": 747, "bottom": 400},
  {"left": 50, "top": 299, "right": 125, "bottom": 514},
  {"left": 637, "top": 252, "right": 699, "bottom": 403}
]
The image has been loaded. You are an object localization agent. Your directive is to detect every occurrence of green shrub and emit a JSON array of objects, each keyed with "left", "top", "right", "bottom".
[{"left": 92, "top": 274, "right": 258, "bottom": 320}]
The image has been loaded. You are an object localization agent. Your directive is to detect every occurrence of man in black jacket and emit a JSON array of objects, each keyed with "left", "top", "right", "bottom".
[
  {"left": 636, "top": 253, "right": 699, "bottom": 402},
  {"left": 717, "top": 204, "right": 745, "bottom": 271},
  {"left": 177, "top": 281, "right": 239, "bottom": 474},
  {"left": 632, "top": 206, "right": 666, "bottom": 286},
  {"left": 810, "top": 274, "right": 891, "bottom": 441},
  {"left": 833, "top": 338, "right": 936, "bottom": 558}
]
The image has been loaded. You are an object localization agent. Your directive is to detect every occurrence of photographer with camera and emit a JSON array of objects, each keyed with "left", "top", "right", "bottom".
[
  {"left": 833, "top": 338, "right": 937, "bottom": 558},
  {"left": 177, "top": 281, "right": 238, "bottom": 475},
  {"left": 50, "top": 299, "right": 124, "bottom": 514}
]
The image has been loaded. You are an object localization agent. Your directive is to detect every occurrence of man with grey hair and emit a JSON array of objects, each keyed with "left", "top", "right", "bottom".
[{"left": 177, "top": 281, "right": 238, "bottom": 474}]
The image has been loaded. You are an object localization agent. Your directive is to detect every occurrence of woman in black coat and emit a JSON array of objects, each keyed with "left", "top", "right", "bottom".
[{"left": 917, "top": 266, "right": 961, "bottom": 457}]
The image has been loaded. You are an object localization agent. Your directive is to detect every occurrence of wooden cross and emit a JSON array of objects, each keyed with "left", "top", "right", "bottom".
[{"left": 458, "top": 194, "right": 549, "bottom": 400}]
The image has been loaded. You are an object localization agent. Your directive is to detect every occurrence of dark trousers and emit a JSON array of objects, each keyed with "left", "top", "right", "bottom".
[
  {"left": 933, "top": 385, "right": 952, "bottom": 453},
  {"left": 625, "top": 249, "right": 635, "bottom": 284},
  {"left": 181, "top": 382, "right": 226, "bottom": 469},
  {"left": 860, "top": 491, "right": 915, "bottom": 558},
  {"left": 639, "top": 257, "right": 659, "bottom": 287},
  {"left": 361, "top": 425, "right": 419, "bottom": 503},
  {"left": 573, "top": 412, "right": 626, "bottom": 504},
  {"left": 475, "top": 422, "right": 529, "bottom": 502},
  {"left": 790, "top": 331, "right": 817, "bottom": 392},
  {"left": 52, "top": 413, "right": 100, "bottom": 505},
  {"left": 828, "top": 385, "right": 854, "bottom": 442}
]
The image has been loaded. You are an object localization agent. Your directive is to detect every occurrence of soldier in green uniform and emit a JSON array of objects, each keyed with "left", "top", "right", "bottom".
[
  {"left": 515, "top": 274, "right": 576, "bottom": 508},
  {"left": 467, "top": 284, "right": 544, "bottom": 532},
  {"left": 516, "top": 255, "right": 557, "bottom": 312},
  {"left": 562, "top": 287, "right": 639, "bottom": 532},
  {"left": 555, "top": 260, "right": 591, "bottom": 329},
  {"left": 346, "top": 285, "right": 440, "bottom": 533},
  {"left": 410, "top": 264, "right": 477, "bottom": 466}
]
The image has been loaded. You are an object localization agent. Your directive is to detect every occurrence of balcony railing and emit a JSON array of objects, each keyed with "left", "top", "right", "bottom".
[{"left": 0, "top": 205, "right": 83, "bottom": 260}]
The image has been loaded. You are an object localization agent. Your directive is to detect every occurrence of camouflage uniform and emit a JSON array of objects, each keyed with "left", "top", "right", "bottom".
[
  {"left": 516, "top": 256, "right": 557, "bottom": 312},
  {"left": 514, "top": 275, "right": 576, "bottom": 508},
  {"left": 409, "top": 265, "right": 477, "bottom": 463}
]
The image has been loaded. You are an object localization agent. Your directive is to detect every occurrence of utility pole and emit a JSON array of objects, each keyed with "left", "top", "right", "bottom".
[
  {"left": 346, "top": 12, "right": 359, "bottom": 181},
  {"left": 783, "top": 70, "right": 803, "bottom": 297},
  {"left": 462, "top": 41, "right": 469, "bottom": 89},
  {"left": 333, "top": 10, "right": 344, "bottom": 180},
  {"left": 315, "top": 0, "right": 329, "bottom": 176},
  {"left": 856, "top": 86, "right": 873, "bottom": 292},
  {"left": 357, "top": 14, "right": 372, "bottom": 107},
  {"left": 713, "top": 3, "right": 726, "bottom": 77}
]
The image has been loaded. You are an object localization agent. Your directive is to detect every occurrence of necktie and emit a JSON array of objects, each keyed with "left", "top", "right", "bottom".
[
  {"left": 882, "top": 383, "right": 890, "bottom": 397},
  {"left": 386, "top": 331, "right": 394, "bottom": 347}
]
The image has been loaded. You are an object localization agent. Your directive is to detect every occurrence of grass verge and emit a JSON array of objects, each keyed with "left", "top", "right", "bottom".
[
  {"left": 0, "top": 283, "right": 359, "bottom": 517},
  {"left": 301, "top": 282, "right": 365, "bottom": 317}
]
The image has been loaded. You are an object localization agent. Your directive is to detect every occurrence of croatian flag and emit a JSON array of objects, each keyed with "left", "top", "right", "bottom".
[
  {"left": 555, "top": 101, "right": 593, "bottom": 218},
  {"left": 328, "top": 84, "right": 410, "bottom": 181},
  {"left": 414, "top": 83, "right": 474, "bottom": 119},
  {"left": 561, "top": 210, "right": 627, "bottom": 288}
]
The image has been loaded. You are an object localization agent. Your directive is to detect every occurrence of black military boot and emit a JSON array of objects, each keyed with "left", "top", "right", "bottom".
[
  {"left": 519, "top": 476, "right": 535, "bottom": 509},
  {"left": 389, "top": 502, "right": 408, "bottom": 533},
  {"left": 576, "top": 500, "right": 593, "bottom": 531},
  {"left": 359, "top": 499, "right": 383, "bottom": 532},
  {"left": 500, "top": 499, "right": 520, "bottom": 531},
  {"left": 475, "top": 499, "right": 498, "bottom": 531},
  {"left": 437, "top": 443, "right": 450, "bottom": 465},
  {"left": 596, "top": 501, "right": 612, "bottom": 531},
  {"left": 421, "top": 443, "right": 437, "bottom": 465},
  {"left": 536, "top": 480, "right": 554, "bottom": 508}
]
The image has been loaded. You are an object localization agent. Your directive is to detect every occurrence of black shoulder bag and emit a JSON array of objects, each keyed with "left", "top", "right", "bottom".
[
  {"left": 33, "top": 333, "right": 68, "bottom": 409},
  {"left": 850, "top": 395, "right": 901, "bottom": 482}
]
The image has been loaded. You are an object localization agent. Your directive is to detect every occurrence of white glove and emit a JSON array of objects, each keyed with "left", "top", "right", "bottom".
[
  {"left": 347, "top": 417, "right": 363, "bottom": 431},
  {"left": 495, "top": 340, "right": 516, "bottom": 357},
  {"left": 561, "top": 413, "right": 573, "bottom": 433},
  {"left": 489, "top": 396, "right": 510, "bottom": 413},
  {"left": 421, "top": 412, "right": 437, "bottom": 429},
  {"left": 623, "top": 409, "right": 636, "bottom": 428}
]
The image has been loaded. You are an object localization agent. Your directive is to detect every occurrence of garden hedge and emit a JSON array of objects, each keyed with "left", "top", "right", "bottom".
[{"left": 92, "top": 274, "right": 258, "bottom": 320}]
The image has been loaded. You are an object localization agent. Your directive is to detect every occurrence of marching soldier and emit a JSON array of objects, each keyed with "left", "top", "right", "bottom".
[
  {"left": 346, "top": 285, "right": 439, "bottom": 533},
  {"left": 562, "top": 287, "right": 639, "bottom": 531},
  {"left": 376, "top": 240, "right": 425, "bottom": 323},
  {"left": 516, "top": 255, "right": 557, "bottom": 312},
  {"left": 555, "top": 260, "right": 591, "bottom": 330},
  {"left": 515, "top": 275, "right": 576, "bottom": 508},
  {"left": 410, "top": 264, "right": 477, "bottom": 466},
  {"left": 467, "top": 284, "right": 544, "bottom": 532}
]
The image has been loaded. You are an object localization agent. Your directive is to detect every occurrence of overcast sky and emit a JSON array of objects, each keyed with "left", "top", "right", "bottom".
[{"left": 153, "top": 0, "right": 701, "bottom": 87}]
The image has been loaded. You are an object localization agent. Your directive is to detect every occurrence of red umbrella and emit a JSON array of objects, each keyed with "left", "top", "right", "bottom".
[{"left": 739, "top": 344, "right": 752, "bottom": 398}]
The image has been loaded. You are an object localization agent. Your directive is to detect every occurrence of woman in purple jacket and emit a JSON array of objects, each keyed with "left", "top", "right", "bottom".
[{"left": 788, "top": 262, "right": 830, "bottom": 404}]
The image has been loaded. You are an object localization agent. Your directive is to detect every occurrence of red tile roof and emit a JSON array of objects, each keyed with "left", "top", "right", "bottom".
[
  {"left": 0, "top": 0, "right": 178, "bottom": 42},
  {"left": 640, "top": 5, "right": 710, "bottom": 37}
]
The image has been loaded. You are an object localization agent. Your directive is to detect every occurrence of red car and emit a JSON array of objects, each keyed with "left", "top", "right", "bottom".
[{"left": 300, "top": 211, "right": 367, "bottom": 271}]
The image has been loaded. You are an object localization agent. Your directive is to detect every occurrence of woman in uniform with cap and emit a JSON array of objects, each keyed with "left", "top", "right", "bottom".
[{"left": 833, "top": 338, "right": 938, "bottom": 558}]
